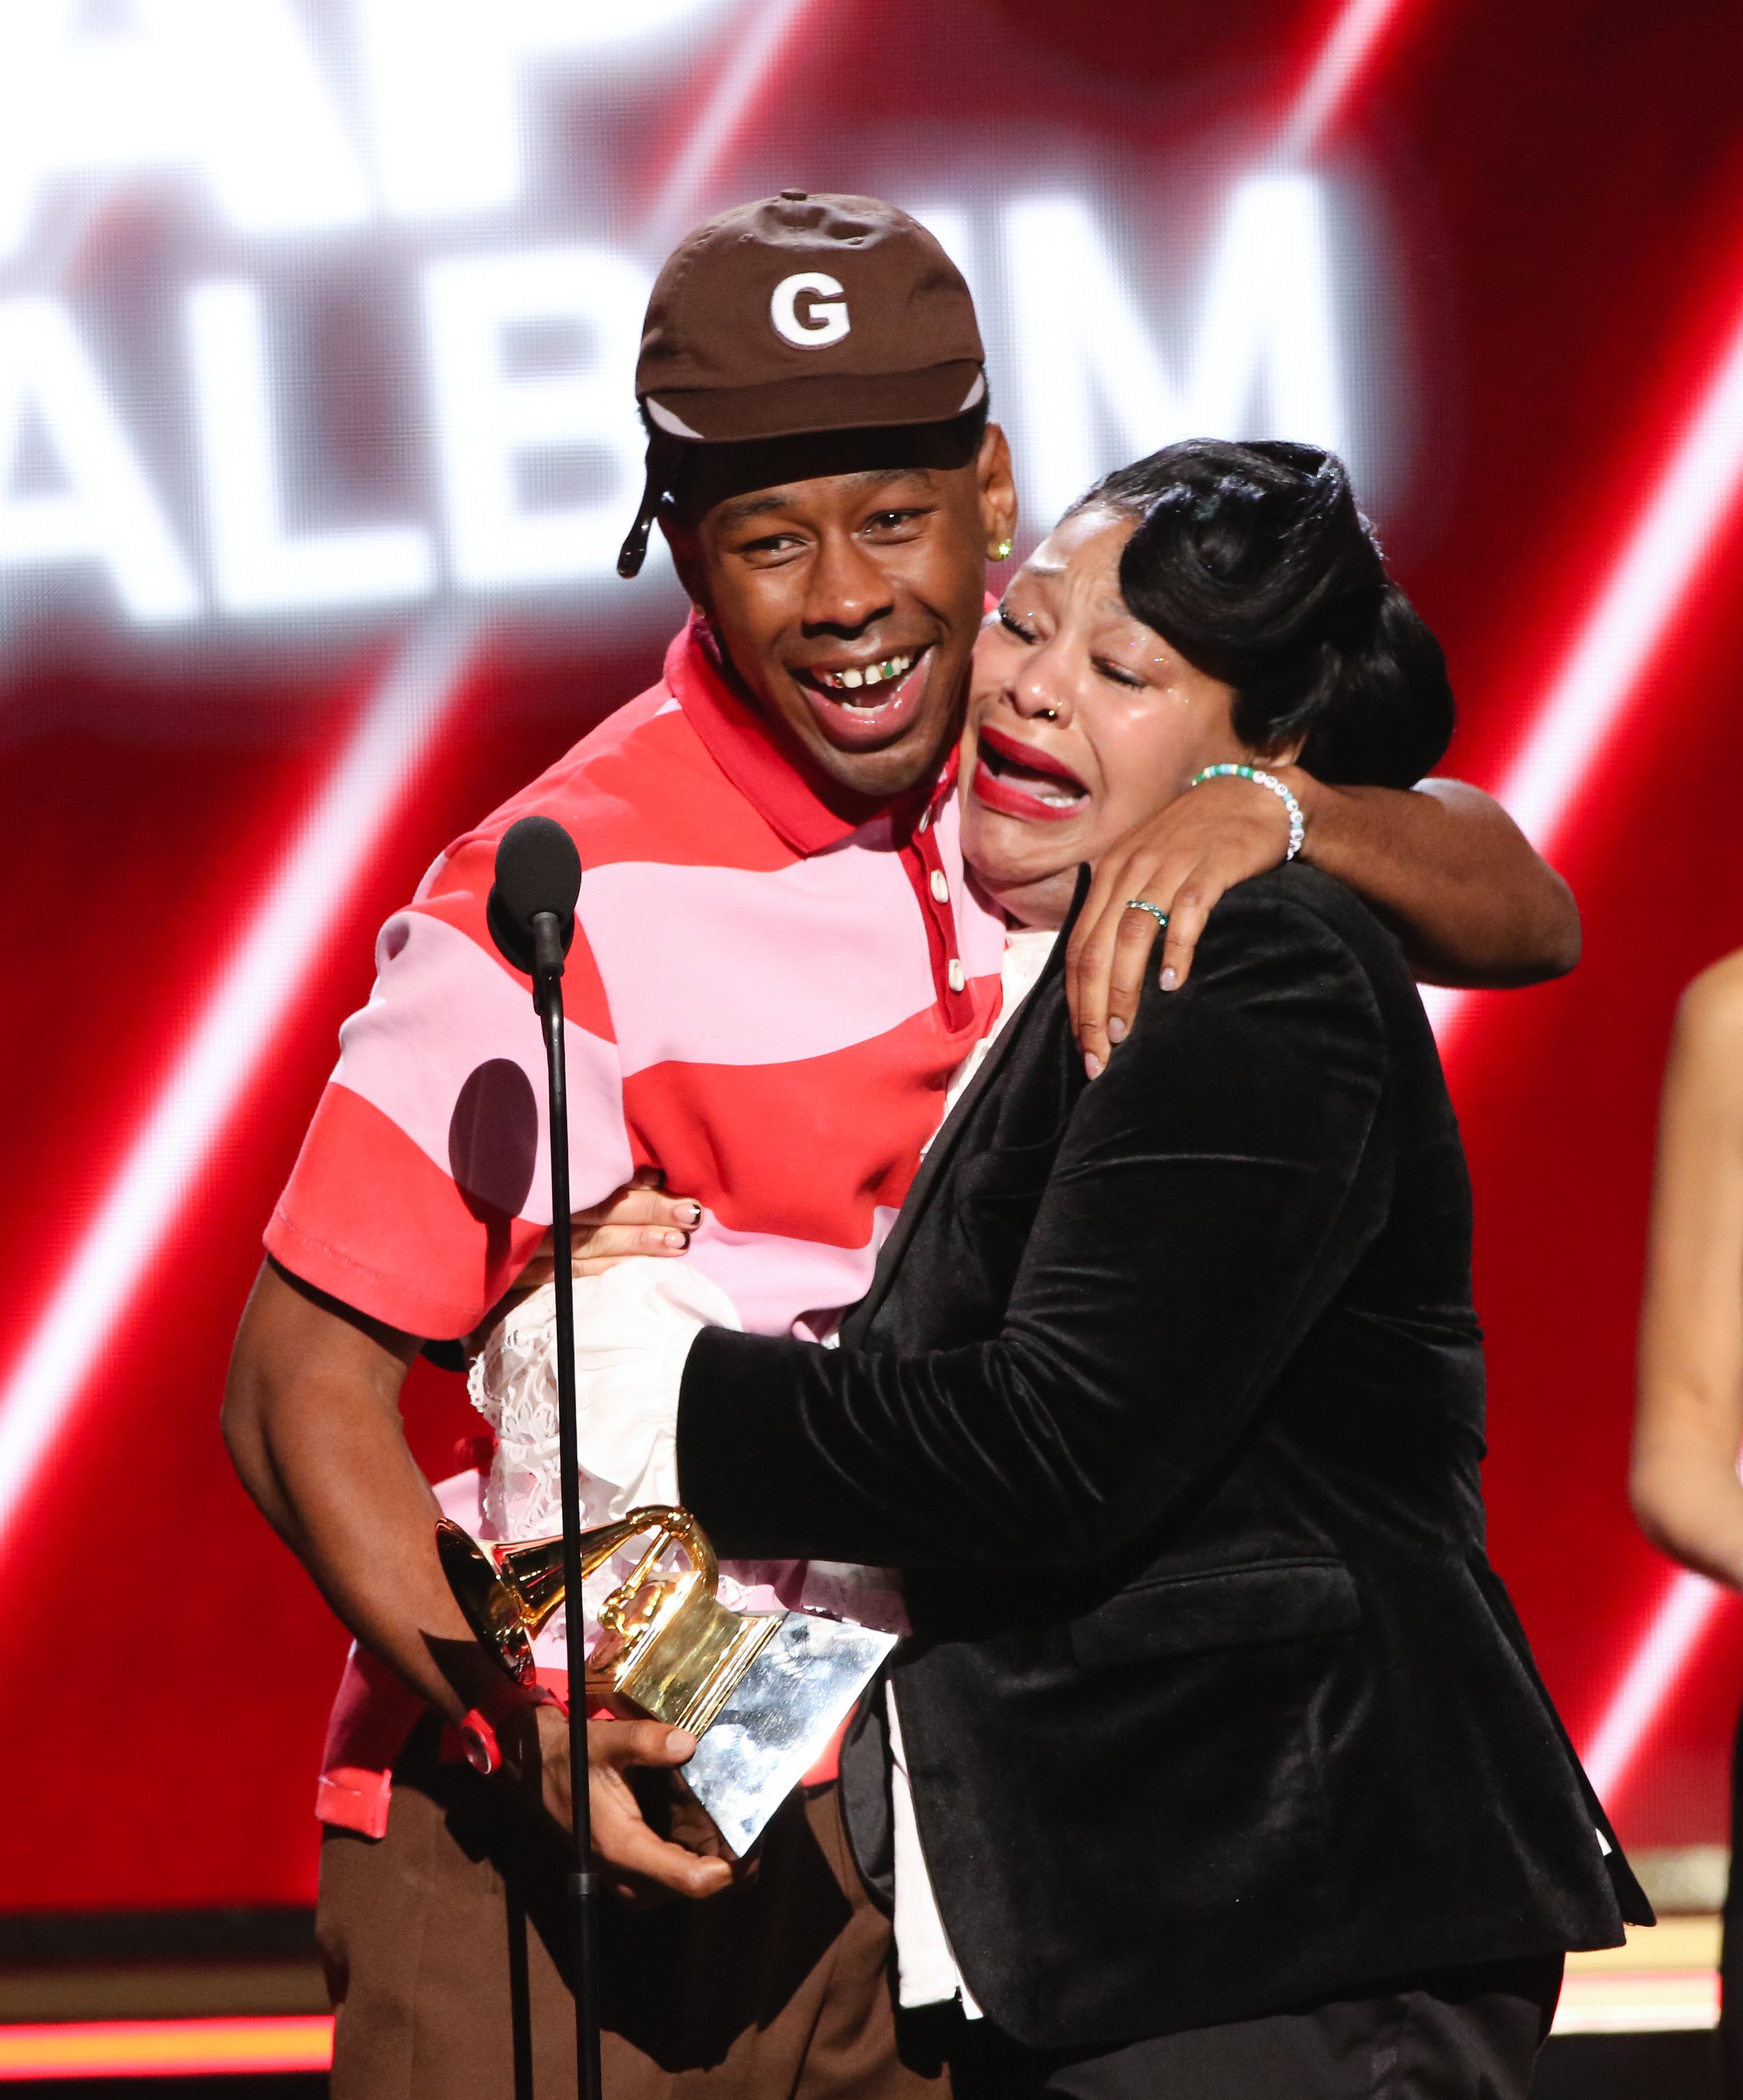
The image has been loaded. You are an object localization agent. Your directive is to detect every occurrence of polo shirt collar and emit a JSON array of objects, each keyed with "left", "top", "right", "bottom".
[{"left": 667, "top": 612, "right": 944, "bottom": 856}]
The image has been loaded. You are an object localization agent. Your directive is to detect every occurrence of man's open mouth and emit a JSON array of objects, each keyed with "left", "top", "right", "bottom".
[
  {"left": 972, "top": 723, "right": 1089, "bottom": 822},
  {"left": 794, "top": 647, "right": 933, "bottom": 750}
]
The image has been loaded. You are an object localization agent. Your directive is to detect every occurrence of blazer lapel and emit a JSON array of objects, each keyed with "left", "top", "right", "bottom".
[{"left": 847, "top": 868, "right": 1090, "bottom": 1340}]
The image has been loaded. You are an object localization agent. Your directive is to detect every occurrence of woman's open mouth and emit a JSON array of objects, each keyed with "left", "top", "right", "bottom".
[
  {"left": 972, "top": 723, "right": 1090, "bottom": 823},
  {"left": 794, "top": 647, "right": 933, "bottom": 752}
]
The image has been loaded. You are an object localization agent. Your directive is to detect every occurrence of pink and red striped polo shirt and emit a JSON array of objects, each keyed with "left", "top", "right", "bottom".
[{"left": 268, "top": 613, "right": 1007, "bottom": 1348}]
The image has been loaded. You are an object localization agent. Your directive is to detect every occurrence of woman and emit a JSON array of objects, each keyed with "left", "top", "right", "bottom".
[
  {"left": 1632, "top": 952, "right": 1743, "bottom": 2098},
  {"left": 513, "top": 440, "right": 1648, "bottom": 2094}
]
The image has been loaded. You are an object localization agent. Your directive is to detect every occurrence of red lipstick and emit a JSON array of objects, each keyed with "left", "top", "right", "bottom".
[{"left": 972, "top": 724, "right": 1089, "bottom": 823}]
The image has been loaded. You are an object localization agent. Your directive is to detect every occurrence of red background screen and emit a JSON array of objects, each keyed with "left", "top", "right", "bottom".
[{"left": 1, "top": 0, "right": 1740, "bottom": 1911}]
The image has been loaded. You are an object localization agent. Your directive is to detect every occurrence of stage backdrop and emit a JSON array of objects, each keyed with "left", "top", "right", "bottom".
[{"left": 3, "top": 0, "right": 1742, "bottom": 1913}]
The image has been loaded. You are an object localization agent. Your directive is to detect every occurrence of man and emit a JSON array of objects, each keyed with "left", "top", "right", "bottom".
[{"left": 225, "top": 192, "right": 1579, "bottom": 2098}]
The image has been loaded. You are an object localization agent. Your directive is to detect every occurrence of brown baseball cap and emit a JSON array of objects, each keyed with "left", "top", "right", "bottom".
[{"left": 619, "top": 190, "right": 987, "bottom": 575}]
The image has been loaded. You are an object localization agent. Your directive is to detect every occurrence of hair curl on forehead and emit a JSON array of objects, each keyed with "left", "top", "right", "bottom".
[{"left": 1068, "top": 438, "right": 1450, "bottom": 790}]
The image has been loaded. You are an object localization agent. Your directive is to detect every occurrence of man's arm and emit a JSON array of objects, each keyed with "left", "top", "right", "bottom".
[
  {"left": 223, "top": 1260, "right": 473, "bottom": 1712},
  {"left": 1067, "top": 771, "right": 1579, "bottom": 1074},
  {"left": 223, "top": 1256, "right": 731, "bottom": 1899},
  {"left": 1632, "top": 957, "right": 1743, "bottom": 1587}
]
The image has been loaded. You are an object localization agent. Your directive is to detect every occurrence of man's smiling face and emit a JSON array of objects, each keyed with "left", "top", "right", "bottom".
[{"left": 664, "top": 419, "right": 1016, "bottom": 802}]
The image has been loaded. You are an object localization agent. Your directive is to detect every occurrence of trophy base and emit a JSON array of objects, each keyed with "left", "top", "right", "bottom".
[{"left": 678, "top": 1613, "right": 899, "bottom": 1857}]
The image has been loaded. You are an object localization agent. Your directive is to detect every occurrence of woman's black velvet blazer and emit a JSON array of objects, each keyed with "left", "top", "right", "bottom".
[{"left": 676, "top": 864, "right": 1650, "bottom": 2051}]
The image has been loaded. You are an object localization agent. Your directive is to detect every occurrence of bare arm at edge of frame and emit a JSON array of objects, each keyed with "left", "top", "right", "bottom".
[{"left": 1632, "top": 953, "right": 1743, "bottom": 1590}]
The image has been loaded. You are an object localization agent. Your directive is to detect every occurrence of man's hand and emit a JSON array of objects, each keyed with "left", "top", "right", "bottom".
[
  {"left": 518, "top": 1167, "right": 702, "bottom": 1289},
  {"left": 1068, "top": 771, "right": 1292, "bottom": 1076},
  {"left": 1065, "top": 770, "right": 1581, "bottom": 1075},
  {"left": 517, "top": 1707, "right": 734, "bottom": 1903}
]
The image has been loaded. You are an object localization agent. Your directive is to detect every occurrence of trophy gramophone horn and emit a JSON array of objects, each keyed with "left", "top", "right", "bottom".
[
  {"left": 436, "top": 1510, "right": 673, "bottom": 1687},
  {"left": 436, "top": 1506, "right": 783, "bottom": 1733}
]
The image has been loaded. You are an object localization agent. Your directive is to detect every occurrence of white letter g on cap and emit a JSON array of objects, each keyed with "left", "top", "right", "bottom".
[{"left": 770, "top": 272, "right": 850, "bottom": 349}]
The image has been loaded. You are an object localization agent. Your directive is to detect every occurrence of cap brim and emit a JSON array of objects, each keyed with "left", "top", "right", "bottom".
[{"left": 644, "top": 363, "right": 986, "bottom": 444}]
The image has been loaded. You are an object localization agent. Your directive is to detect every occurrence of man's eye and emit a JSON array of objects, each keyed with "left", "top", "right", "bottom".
[{"left": 864, "top": 509, "right": 925, "bottom": 533}]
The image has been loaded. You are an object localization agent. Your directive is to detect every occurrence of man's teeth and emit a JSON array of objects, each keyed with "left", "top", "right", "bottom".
[{"left": 817, "top": 652, "right": 916, "bottom": 696}]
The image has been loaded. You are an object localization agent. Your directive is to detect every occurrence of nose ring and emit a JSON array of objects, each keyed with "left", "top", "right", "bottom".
[{"left": 1037, "top": 706, "right": 1059, "bottom": 721}]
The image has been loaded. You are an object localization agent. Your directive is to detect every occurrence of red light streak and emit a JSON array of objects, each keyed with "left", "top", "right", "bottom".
[
  {"left": 1277, "top": 0, "right": 1413, "bottom": 163},
  {"left": 1582, "top": 1569, "right": 1729, "bottom": 1812},
  {"left": 1424, "top": 271, "right": 1743, "bottom": 1056},
  {"left": 0, "top": 617, "right": 476, "bottom": 1553},
  {"left": 644, "top": 0, "right": 820, "bottom": 251}
]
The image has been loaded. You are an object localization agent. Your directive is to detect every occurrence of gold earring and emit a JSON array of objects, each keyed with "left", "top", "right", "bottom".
[{"left": 992, "top": 538, "right": 1014, "bottom": 561}]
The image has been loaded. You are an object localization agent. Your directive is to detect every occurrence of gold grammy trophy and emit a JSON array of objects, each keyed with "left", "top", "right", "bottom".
[{"left": 438, "top": 1507, "right": 896, "bottom": 1855}]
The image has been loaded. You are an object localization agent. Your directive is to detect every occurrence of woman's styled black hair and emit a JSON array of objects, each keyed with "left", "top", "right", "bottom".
[{"left": 1078, "top": 439, "right": 1453, "bottom": 788}]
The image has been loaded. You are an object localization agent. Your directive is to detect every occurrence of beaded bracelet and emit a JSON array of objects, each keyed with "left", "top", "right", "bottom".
[{"left": 1191, "top": 764, "right": 1305, "bottom": 862}]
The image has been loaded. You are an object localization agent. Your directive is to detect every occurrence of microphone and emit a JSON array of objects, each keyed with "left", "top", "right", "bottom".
[
  {"left": 486, "top": 814, "right": 580, "bottom": 983},
  {"left": 478, "top": 809, "right": 603, "bottom": 2096}
]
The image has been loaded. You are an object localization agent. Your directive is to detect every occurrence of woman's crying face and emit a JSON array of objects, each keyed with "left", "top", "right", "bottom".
[{"left": 961, "top": 507, "right": 1246, "bottom": 928}]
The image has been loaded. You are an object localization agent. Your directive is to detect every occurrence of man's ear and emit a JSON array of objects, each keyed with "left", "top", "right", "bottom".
[
  {"left": 977, "top": 422, "right": 1018, "bottom": 559},
  {"left": 658, "top": 513, "right": 710, "bottom": 612}
]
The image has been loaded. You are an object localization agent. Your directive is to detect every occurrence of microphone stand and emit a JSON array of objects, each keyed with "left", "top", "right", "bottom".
[{"left": 531, "top": 906, "right": 603, "bottom": 2100}]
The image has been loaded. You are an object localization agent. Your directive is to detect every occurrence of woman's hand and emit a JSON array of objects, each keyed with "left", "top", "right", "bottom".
[
  {"left": 1067, "top": 771, "right": 1296, "bottom": 1074},
  {"left": 1067, "top": 774, "right": 1581, "bottom": 1074},
  {"left": 466, "top": 1169, "right": 702, "bottom": 1359},
  {"left": 519, "top": 1167, "right": 703, "bottom": 1289}
]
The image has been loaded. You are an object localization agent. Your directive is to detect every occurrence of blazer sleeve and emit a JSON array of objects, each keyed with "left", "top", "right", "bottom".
[{"left": 678, "top": 885, "right": 1392, "bottom": 1569}]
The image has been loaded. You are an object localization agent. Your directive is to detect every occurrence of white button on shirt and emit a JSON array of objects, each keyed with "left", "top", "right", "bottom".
[
  {"left": 930, "top": 869, "right": 951, "bottom": 903},
  {"left": 928, "top": 928, "right": 1057, "bottom": 1133}
]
